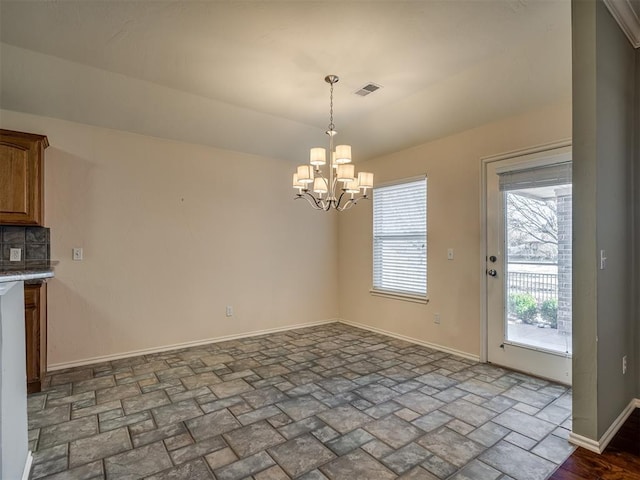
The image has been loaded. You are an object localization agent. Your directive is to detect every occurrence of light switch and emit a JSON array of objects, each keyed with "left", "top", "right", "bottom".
[
  {"left": 72, "top": 247, "right": 83, "bottom": 261},
  {"left": 447, "top": 248, "right": 454, "bottom": 260}
]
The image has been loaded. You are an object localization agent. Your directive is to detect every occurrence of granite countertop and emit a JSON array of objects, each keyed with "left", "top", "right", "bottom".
[{"left": 0, "top": 261, "right": 58, "bottom": 283}]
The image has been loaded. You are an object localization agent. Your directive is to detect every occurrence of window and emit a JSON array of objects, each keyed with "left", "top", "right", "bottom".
[{"left": 372, "top": 177, "right": 427, "bottom": 301}]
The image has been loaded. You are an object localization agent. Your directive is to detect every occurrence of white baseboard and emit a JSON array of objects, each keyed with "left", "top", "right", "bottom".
[
  {"left": 48, "top": 319, "right": 338, "bottom": 371},
  {"left": 569, "top": 398, "right": 640, "bottom": 453},
  {"left": 22, "top": 451, "right": 33, "bottom": 480},
  {"left": 48, "top": 317, "right": 481, "bottom": 371},
  {"left": 568, "top": 432, "right": 602, "bottom": 454},
  {"left": 338, "top": 318, "right": 480, "bottom": 362}
]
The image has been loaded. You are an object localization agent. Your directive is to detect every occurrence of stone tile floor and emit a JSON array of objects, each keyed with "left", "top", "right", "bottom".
[{"left": 27, "top": 324, "right": 574, "bottom": 480}]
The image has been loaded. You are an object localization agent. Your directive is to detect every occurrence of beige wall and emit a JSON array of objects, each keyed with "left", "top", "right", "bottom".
[
  {"left": 1, "top": 110, "right": 338, "bottom": 367},
  {"left": 337, "top": 102, "right": 571, "bottom": 358},
  {"left": 0, "top": 102, "right": 571, "bottom": 367}
]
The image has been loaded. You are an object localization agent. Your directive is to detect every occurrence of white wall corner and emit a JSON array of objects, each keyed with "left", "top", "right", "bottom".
[
  {"left": 337, "top": 318, "right": 480, "bottom": 362},
  {"left": 569, "top": 398, "right": 639, "bottom": 453},
  {"left": 22, "top": 451, "right": 33, "bottom": 480},
  {"left": 604, "top": 0, "right": 640, "bottom": 48}
]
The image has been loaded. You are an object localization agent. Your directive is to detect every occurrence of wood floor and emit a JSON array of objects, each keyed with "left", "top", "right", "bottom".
[{"left": 550, "top": 408, "right": 640, "bottom": 479}]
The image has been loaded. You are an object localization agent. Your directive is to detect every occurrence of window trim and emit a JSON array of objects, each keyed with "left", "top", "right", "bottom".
[
  {"left": 373, "top": 175, "right": 427, "bottom": 189},
  {"left": 369, "top": 288, "right": 429, "bottom": 303},
  {"left": 371, "top": 175, "right": 428, "bottom": 303}
]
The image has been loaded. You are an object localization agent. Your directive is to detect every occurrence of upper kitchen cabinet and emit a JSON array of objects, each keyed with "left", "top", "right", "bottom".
[{"left": 0, "top": 129, "right": 49, "bottom": 226}]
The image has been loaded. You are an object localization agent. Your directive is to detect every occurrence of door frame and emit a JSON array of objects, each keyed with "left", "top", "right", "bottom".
[{"left": 479, "top": 139, "right": 572, "bottom": 365}]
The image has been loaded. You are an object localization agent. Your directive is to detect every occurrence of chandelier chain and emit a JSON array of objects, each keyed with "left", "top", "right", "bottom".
[{"left": 328, "top": 81, "right": 335, "bottom": 132}]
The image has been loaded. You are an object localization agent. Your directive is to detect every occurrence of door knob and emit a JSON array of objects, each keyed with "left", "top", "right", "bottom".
[{"left": 487, "top": 269, "right": 497, "bottom": 277}]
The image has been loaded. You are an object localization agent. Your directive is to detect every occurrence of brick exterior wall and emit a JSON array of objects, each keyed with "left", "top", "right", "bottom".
[{"left": 555, "top": 188, "right": 572, "bottom": 335}]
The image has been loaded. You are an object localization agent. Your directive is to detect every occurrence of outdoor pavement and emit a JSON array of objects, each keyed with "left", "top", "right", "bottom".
[{"left": 507, "top": 323, "right": 572, "bottom": 355}]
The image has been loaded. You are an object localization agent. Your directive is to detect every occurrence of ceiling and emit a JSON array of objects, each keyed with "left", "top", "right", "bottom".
[{"left": 0, "top": 1, "right": 572, "bottom": 163}]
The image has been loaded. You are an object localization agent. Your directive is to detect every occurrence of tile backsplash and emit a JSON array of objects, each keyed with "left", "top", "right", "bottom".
[{"left": 0, "top": 226, "right": 50, "bottom": 266}]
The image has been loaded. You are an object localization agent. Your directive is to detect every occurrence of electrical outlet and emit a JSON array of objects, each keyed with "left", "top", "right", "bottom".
[
  {"left": 226, "top": 306, "right": 233, "bottom": 317},
  {"left": 72, "top": 247, "right": 83, "bottom": 261},
  {"left": 447, "top": 248, "right": 454, "bottom": 260},
  {"left": 9, "top": 248, "right": 21, "bottom": 262},
  {"left": 623, "top": 355, "right": 627, "bottom": 374},
  {"left": 434, "top": 313, "right": 441, "bottom": 324}
]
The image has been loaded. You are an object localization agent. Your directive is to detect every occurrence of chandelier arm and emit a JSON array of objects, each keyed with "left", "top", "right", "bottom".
[
  {"left": 308, "top": 192, "right": 325, "bottom": 209},
  {"left": 336, "top": 200, "right": 351, "bottom": 212},
  {"left": 314, "top": 169, "right": 329, "bottom": 186},
  {"left": 350, "top": 194, "right": 369, "bottom": 206},
  {"left": 336, "top": 193, "right": 370, "bottom": 211},
  {"left": 311, "top": 193, "right": 335, "bottom": 212},
  {"left": 296, "top": 192, "right": 323, "bottom": 210},
  {"left": 332, "top": 177, "right": 339, "bottom": 195},
  {"left": 312, "top": 166, "right": 333, "bottom": 198}
]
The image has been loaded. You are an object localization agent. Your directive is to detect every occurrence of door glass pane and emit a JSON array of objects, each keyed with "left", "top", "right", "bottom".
[{"left": 505, "top": 183, "right": 572, "bottom": 354}]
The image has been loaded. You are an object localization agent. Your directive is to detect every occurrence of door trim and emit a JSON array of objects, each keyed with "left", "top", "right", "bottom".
[{"left": 479, "top": 139, "right": 572, "bottom": 363}]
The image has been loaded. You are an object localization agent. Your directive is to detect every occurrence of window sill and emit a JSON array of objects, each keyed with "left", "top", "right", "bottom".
[{"left": 369, "top": 289, "right": 429, "bottom": 304}]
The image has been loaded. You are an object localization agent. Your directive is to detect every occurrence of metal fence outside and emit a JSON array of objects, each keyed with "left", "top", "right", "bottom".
[{"left": 507, "top": 271, "right": 558, "bottom": 303}]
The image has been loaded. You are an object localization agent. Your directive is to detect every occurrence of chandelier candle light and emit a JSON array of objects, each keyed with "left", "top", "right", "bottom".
[{"left": 292, "top": 75, "right": 373, "bottom": 211}]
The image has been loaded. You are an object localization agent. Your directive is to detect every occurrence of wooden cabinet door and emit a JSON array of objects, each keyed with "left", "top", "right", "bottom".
[
  {"left": 0, "top": 130, "right": 48, "bottom": 225},
  {"left": 24, "top": 283, "right": 47, "bottom": 393}
]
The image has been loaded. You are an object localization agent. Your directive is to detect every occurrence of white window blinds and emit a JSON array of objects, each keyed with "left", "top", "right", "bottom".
[
  {"left": 498, "top": 162, "right": 572, "bottom": 191},
  {"left": 373, "top": 178, "right": 427, "bottom": 297}
]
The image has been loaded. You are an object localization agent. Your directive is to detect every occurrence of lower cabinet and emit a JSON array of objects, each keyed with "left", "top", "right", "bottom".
[{"left": 24, "top": 282, "right": 47, "bottom": 394}]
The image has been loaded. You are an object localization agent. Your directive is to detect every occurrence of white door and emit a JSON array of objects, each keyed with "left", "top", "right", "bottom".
[{"left": 484, "top": 145, "right": 572, "bottom": 385}]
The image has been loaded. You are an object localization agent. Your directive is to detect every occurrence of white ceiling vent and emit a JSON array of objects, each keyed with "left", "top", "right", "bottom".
[{"left": 354, "top": 82, "right": 382, "bottom": 97}]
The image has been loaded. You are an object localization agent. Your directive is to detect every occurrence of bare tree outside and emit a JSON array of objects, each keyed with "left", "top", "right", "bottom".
[
  {"left": 506, "top": 193, "right": 558, "bottom": 263},
  {"left": 504, "top": 185, "right": 572, "bottom": 354}
]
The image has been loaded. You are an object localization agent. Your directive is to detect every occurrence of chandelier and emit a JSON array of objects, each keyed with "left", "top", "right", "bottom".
[{"left": 292, "top": 75, "right": 373, "bottom": 211}]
